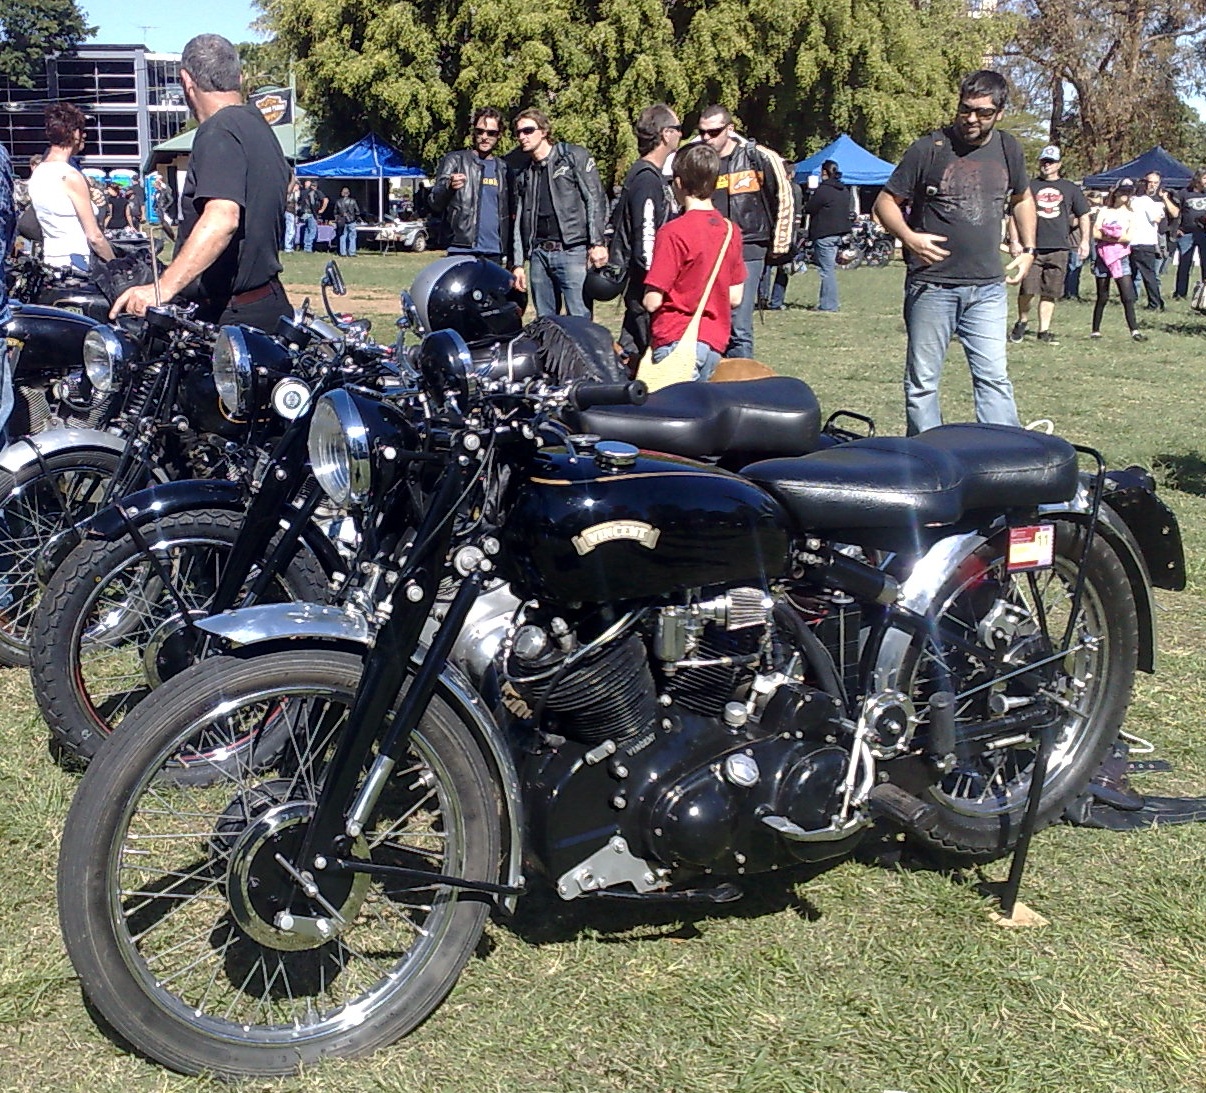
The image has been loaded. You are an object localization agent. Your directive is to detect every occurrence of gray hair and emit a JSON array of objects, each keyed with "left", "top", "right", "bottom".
[{"left": 181, "top": 34, "right": 242, "bottom": 93}]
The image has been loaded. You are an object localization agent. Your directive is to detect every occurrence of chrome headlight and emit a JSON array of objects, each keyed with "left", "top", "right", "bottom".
[
  {"left": 308, "top": 389, "right": 371, "bottom": 508},
  {"left": 212, "top": 326, "right": 253, "bottom": 417},
  {"left": 82, "top": 326, "right": 125, "bottom": 393}
]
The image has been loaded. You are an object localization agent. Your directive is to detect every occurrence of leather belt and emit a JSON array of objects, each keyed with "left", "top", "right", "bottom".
[
  {"left": 230, "top": 279, "right": 278, "bottom": 307},
  {"left": 535, "top": 240, "right": 565, "bottom": 252}
]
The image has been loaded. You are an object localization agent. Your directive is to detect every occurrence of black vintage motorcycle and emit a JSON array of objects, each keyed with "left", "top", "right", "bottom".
[{"left": 57, "top": 328, "right": 1183, "bottom": 1077}]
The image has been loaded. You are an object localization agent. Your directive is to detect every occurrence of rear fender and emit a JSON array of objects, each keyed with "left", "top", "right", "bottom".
[
  {"left": 1098, "top": 467, "right": 1185, "bottom": 592},
  {"left": 197, "top": 603, "right": 525, "bottom": 908}
]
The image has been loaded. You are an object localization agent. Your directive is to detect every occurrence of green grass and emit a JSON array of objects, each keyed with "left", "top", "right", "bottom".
[{"left": 5, "top": 253, "right": 1206, "bottom": 1091}]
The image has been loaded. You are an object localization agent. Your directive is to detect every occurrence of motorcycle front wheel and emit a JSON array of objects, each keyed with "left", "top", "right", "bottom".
[
  {"left": 58, "top": 651, "right": 501, "bottom": 1078},
  {"left": 31, "top": 508, "right": 329, "bottom": 765},
  {"left": 878, "top": 520, "right": 1138, "bottom": 861},
  {"left": 0, "top": 446, "right": 125, "bottom": 667}
]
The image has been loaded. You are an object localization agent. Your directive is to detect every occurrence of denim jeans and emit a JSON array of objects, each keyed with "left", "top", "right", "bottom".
[
  {"left": 301, "top": 213, "right": 318, "bottom": 253},
  {"left": 812, "top": 235, "right": 842, "bottom": 311},
  {"left": 653, "top": 339, "right": 722, "bottom": 381},
  {"left": 757, "top": 264, "right": 789, "bottom": 309},
  {"left": 530, "top": 246, "right": 589, "bottom": 318},
  {"left": 903, "top": 279, "right": 1019, "bottom": 435},
  {"left": 727, "top": 254, "right": 764, "bottom": 357},
  {"left": 284, "top": 211, "right": 296, "bottom": 252},
  {"left": 1174, "top": 233, "right": 1206, "bottom": 297},
  {"left": 339, "top": 223, "right": 357, "bottom": 257}
]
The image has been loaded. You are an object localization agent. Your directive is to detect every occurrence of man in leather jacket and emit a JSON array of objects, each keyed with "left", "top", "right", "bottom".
[
  {"left": 510, "top": 108, "right": 609, "bottom": 318},
  {"left": 429, "top": 107, "right": 511, "bottom": 266},
  {"left": 697, "top": 105, "right": 794, "bottom": 357}
]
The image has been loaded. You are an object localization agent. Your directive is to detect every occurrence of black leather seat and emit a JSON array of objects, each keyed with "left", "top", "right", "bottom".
[
  {"left": 917, "top": 424, "right": 1079, "bottom": 509},
  {"left": 742, "top": 437, "right": 964, "bottom": 531},
  {"left": 577, "top": 377, "right": 821, "bottom": 459}
]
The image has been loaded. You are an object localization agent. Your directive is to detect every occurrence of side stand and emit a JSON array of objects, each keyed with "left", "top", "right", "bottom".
[{"left": 995, "top": 723, "right": 1057, "bottom": 923}]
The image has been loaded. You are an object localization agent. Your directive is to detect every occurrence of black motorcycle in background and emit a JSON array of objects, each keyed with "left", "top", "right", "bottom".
[{"left": 57, "top": 318, "right": 1183, "bottom": 1077}]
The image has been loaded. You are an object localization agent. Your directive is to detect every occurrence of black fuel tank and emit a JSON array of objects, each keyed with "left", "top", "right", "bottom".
[
  {"left": 35, "top": 283, "right": 111, "bottom": 322},
  {"left": 4, "top": 304, "right": 101, "bottom": 379},
  {"left": 500, "top": 448, "right": 791, "bottom": 605}
]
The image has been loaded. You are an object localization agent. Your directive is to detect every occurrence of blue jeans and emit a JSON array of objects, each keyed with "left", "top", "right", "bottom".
[
  {"left": 903, "top": 279, "right": 1019, "bottom": 435},
  {"left": 1174, "top": 233, "right": 1206, "bottom": 297},
  {"left": 812, "top": 235, "right": 841, "bottom": 311},
  {"left": 339, "top": 223, "right": 357, "bottom": 257},
  {"left": 757, "top": 264, "right": 789, "bottom": 309},
  {"left": 727, "top": 254, "right": 764, "bottom": 357},
  {"left": 653, "top": 339, "right": 722, "bottom": 381},
  {"left": 284, "top": 211, "right": 296, "bottom": 252},
  {"left": 301, "top": 213, "right": 318, "bottom": 252},
  {"left": 530, "top": 246, "right": 589, "bottom": 318}
]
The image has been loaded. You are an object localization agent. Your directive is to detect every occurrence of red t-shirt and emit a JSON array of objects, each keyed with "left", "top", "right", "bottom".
[{"left": 645, "top": 209, "right": 746, "bottom": 353}]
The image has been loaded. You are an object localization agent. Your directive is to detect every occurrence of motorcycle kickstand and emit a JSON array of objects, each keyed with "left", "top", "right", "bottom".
[{"left": 997, "top": 723, "right": 1057, "bottom": 920}]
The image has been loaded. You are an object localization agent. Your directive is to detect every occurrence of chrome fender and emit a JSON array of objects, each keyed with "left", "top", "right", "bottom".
[
  {"left": 0, "top": 426, "right": 128, "bottom": 475},
  {"left": 195, "top": 601, "right": 526, "bottom": 908}
]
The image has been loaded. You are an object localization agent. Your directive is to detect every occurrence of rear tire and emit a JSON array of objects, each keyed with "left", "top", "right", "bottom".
[
  {"left": 59, "top": 651, "right": 500, "bottom": 1078},
  {"left": 31, "top": 508, "right": 328, "bottom": 765}
]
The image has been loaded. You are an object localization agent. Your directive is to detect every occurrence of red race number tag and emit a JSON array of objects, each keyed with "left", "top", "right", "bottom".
[{"left": 1007, "top": 524, "right": 1055, "bottom": 572}]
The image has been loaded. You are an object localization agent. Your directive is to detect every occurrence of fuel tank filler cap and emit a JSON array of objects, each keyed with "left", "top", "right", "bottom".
[{"left": 594, "top": 440, "right": 639, "bottom": 470}]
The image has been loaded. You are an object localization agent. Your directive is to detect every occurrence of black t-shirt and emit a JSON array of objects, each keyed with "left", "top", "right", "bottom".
[
  {"left": 1175, "top": 187, "right": 1206, "bottom": 234},
  {"left": 610, "top": 159, "right": 668, "bottom": 277},
  {"left": 534, "top": 161, "right": 561, "bottom": 243},
  {"left": 179, "top": 103, "right": 289, "bottom": 310},
  {"left": 885, "top": 126, "right": 1028, "bottom": 284},
  {"left": 1030, "top": 177, "right": 1089, "bottom": 251}
]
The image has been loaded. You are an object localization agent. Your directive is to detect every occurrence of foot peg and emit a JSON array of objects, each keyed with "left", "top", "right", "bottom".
[{"left": 868, "top": 783, "right": 939, "bottom": 834}]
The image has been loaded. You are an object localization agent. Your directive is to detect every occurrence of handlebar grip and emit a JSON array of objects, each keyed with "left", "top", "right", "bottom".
[{"left": 568, "top": 380, "right": 648, "bottom": 411}]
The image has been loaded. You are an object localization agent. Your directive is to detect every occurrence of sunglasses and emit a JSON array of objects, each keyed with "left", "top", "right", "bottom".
[
  {"left": 699, "top": 125, "right": 726, "bottom": 138},
  {"left": 515, "top": 125, "right": 539, "bottom": 136},
  {"left": 665, "top": 123, "right": 683, "bottom": 132},
  {"left": 956, "top": 104, "right": 999, "bottom": 119},
  {"left": 474, "top": 127, "right": 500, "bottom": 137}
]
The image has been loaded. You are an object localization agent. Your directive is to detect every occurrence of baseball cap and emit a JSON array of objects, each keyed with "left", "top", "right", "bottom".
[
  {"left": 1039, "top": 145, "right": 1061, "bottom": 162},
  {"left": 1117, "top": 177, "right": 1136, "bottom": 191}
]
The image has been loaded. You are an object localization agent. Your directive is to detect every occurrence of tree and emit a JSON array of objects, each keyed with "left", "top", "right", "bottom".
[
  {"left": 0, "top": 0, "right": 91, "bottom": 87},
  {"left": 258, "top": 0, "right": 1007, "bottom": 181},
  {"left": 1002, "top": 0, "right": 1206, "bottom": 173}
]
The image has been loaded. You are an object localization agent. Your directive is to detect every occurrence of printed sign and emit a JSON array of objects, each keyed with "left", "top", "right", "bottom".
[{"left": 1007, "top": 524, "right": 1055, "bottom": 572}]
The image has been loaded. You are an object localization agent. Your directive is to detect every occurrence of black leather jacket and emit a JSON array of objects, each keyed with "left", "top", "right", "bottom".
[
  {"left": 512, "top": 142, "right": 608, "bottom": 264},
  {"left": 430, "top": 148, "right": 512, "bottom": 254},
  {"left": 712, "top": 135, "right": 794, "bottom": 257}
]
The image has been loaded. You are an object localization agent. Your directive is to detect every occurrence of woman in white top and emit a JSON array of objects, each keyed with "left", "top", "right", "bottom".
[{"left": 27, "top": 102, "right": 114, "bottom": 272}]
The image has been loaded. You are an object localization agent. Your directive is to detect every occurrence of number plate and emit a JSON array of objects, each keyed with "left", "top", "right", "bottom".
[{"left": 1007, "top": 524, "right": 1055, "bottom": 572}]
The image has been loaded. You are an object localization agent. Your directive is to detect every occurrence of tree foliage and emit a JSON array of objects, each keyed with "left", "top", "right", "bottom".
[
  {"left": 1002, "top": 0, "right": 1206, "bottom": 174},
  {"left": 0, "top": 0, "right": 91, "bottom": 87},
  {"left": 258, "top": 0, "right": 1005, "bottom": 181}
]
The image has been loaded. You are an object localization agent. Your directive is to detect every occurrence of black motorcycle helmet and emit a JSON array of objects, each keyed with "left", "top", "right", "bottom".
[
  {"left": 582, "top": 265, "right": 626, "bottom": 304},
  {"left": 409, "top": 256, "right": 526, "bottom": 343}
]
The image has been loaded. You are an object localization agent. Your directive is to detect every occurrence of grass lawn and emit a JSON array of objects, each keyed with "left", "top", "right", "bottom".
[{"left": 4, "top": 251, "right": 1205, "bottom": 1091}]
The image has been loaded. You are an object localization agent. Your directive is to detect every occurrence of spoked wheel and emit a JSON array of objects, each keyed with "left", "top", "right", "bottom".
[
  {"left": 880, "top": 520, "right": 1138, "bottom": 861},
  {"left": 59, "top": 651, "right": 500, "bottom": 1078},
  {"left": 31, "top": 509, "right": 328, "bottom": 766},
  {"left": 0, "top": 447, "right": 124, "bottom": 667}
]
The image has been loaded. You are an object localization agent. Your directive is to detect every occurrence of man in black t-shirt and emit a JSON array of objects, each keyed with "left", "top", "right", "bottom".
[
  {"left": 1009, "top": 145, "right": 1089, "bottom": 346},
  {"left": 1172, "top": 168, "right": 1206, "bottom": 300},
  {"left": 111, "top": 34, "right": 291, "bottom": 331},
  {"left": 874, "top": 70, "right": 1036, "bottom": 435}
]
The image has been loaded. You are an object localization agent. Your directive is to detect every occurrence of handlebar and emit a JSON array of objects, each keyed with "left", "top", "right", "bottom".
[{"left": 565, "top": 380, "right": 648, "bottom": 411}]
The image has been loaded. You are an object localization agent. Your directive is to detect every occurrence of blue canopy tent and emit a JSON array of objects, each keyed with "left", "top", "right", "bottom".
[
  {"left": 794, "top": 134, "right": 895, "bottom": 186},
  {"left": 295, "top": 133, "right": 426, "bottom": 220},
  {"left": 1083, "top": 146, "right": 1193, "bottom": 191}
]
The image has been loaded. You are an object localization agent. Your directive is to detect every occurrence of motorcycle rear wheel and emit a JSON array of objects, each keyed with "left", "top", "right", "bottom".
[
  {"left": 31, "top": 508, "right": 328, "bottom": 766},
  {"left": 58, "top": 651, "right": 500, "bottom": 1078},
  {"left": 0, "top": 446, "right": 125, "bottom": 667},
  {"left": 884, "top": 520, "right": 1138, "bottom": 861}
]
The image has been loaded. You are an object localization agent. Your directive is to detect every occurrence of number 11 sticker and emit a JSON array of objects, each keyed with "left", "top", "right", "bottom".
[{"left": 1008, "top": 524, "right": 1055, "bottom": 571}]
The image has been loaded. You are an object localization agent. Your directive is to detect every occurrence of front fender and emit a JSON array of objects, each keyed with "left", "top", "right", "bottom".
[
  {"left": 196, "top": 602, "right": 525, "bottom": 909},
  {"left": 0, "top": 426, "right": 128, "bottom": 475}
]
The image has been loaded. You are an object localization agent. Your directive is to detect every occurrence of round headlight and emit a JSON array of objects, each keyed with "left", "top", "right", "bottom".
[
  {"left": 308, "top": 389, "right": 371, "bottom": 508},
  {"left": 82, "top": 327, "right": 124, "bottom": 393},
  {"left": 212, "top": 326, "right": 253, "bottom": 417}
]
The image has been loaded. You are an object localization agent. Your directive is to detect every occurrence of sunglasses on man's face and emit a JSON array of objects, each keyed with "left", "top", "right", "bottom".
[
  {"left": 515, "top": 125, "right": 539, "bottom": 137},
  {"left": 474, "top": 127, "right": 500, "bottom": 137},
  {"left": 956, "top": 104, "right": 998, "bottom": 119},
  {"left": 699, "top": 125, "right": 726, "bottom": 139}
]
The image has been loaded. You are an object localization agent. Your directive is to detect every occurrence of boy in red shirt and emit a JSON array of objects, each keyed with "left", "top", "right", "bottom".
[{"left": 643, "top": 143, "right": 746, "bottom": 379}]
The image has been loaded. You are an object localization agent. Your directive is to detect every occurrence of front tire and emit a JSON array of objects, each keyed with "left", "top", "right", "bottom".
[
  {"left": 59, "top": 651, "right": 500, "bottom": 1078},
  {"left": 31, "top": 508, "right": 329, "bottom": 765},
  {"left": 0, "top": 447, "right": 124, "bottom": 667},
  {"left": 879, "top": 520, "right": 1138, "bottom": 860}
]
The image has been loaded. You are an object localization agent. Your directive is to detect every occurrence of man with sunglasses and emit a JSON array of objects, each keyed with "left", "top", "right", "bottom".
[
  {"left": 430, "top": 107, "right": 511, "bottom": 266},
  {"left": 510, "top": 108, "right": 609, "bottom": 317},
  {"left": 695, "top": 105, "right": 794, "bottom": 358},
  {"left": 875, "top": 69, "right": 1035, "bottom": 435}
]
